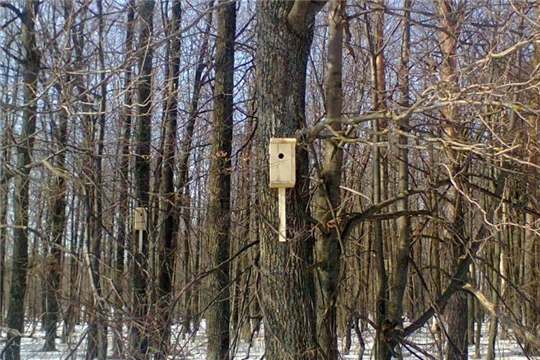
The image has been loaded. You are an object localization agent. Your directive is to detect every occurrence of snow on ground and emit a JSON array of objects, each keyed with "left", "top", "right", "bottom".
[{"left": 12, "top": 320, "right": 540, "bottom": 359}]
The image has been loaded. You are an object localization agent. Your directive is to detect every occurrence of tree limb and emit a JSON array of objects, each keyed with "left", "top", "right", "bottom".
[
  {"left": 287, "top": 0, "right": 327, "bottom": 34},
  {"left": 340, "top": 185, "right": 439, "bottom": 242},
  {"left": 0, "top": 2, "right": 23, "bottom": 19}
]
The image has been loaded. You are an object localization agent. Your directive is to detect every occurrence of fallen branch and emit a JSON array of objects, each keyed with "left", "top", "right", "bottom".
[{"left": 462, "top": 283, "right": 540, "bottom": 351}]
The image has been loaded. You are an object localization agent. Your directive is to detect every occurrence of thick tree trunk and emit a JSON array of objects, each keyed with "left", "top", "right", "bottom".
[{"left": 255, "top": 2, "right": 325, "bottom": 359}]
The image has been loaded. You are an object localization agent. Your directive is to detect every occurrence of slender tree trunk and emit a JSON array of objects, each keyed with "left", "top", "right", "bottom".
[
  {"left": 155, "top": 2, "right": 181, "bottom": 358},
  {"left": 486, "top": 237, "right": 500, "bottom": 360},
  {"left": 315, "top": 1, "right": 344, "bottom": 358},
  {"left": 0, "top": 56, "right": 15, "bottom": 330},
  {"left": 42, "top": 90, "right": 68, "bottom": 352},
  {"left": 256, "top": 2, "right": 326, "bottom": 359},
  {"left": 131, "top": 1, "right": 155, "bottom": 357},
  {"left": 206, "top": 3, "right": 236, "bottom": 359},
  {"left": 113, "top": 1, "right": 135, "bottom": 356},
  {"left": 523, "top": 5, "right": 540, "bottom": 355},
  {"left": 85, "top": 2, "right": 108, "bottom": 358},
  {"left": 384, "top": 2, "right": 412, "bottom": 358},
  {"left": 5, "top": 2, "right": 40, "bottom": 359},
  {"left": 176, "top": 4, "right": 213, "bottom": 336},
  {"left": 63, "top": 194, "right": 79, "bottom": 342},
  {"left": 238, "top": 99, "right": 260, "bottom": 344},
  {"left": 0, "top": 140, "right": 7, "bottom": 328},
  {"left": 437, "top": 2, "right": 468, "bottom": 359},
  {"left": 364, "top": 2, "right": 391, "bottom": 358}
]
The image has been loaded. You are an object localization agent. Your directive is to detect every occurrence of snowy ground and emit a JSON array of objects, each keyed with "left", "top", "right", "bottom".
[{"left": 12, "top": 321, "right": 540, "bottom": 359}]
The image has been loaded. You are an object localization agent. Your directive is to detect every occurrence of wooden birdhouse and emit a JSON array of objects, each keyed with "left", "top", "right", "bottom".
[
  {"left": 269, "top": 138, "right": 296, "bottom": 188},
  {"left": 269, "top": 138, "right": 296, "bottom": 242},
  {"left": 134, "top": 207, "right": 147, "bottom": 231}
]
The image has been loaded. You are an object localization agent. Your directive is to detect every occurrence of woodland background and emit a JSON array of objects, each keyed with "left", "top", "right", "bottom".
[{"left": 1, "top": 1, "right": 540, "bottom": 359}]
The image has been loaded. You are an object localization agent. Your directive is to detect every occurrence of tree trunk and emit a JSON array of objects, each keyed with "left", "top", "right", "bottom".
[
  {"left": 131, "top": 1, "right": 155, "bottom": 357},
  {"left": 85, "top": 2, "right": 108, "bottom": 358},
  {"left": 364, "top": 2, "right": 391, "bottom": 358},
  {"left": 176, "top": 4, "right": 213, "bottom": 336},
  {"left": 384, "top": 2, "right": 412, "bottom": 358},
  {"left": 523, "top": 4, "right": 540, "bottom": 355},
  {"left": 315, "top": 1, "right": 344, "bottom": 358},
  {"left": 486, "top": 243, "right": 500, "bottom": 360},
  {"left": 42, "top": 88, "right": 68, "bottom": 352},
  {"left": 437, "top": 2, "right": 468, "bottom": 359},
  {"left": 206, "top": 1, "right": 235, "bottom": 360},
  {"left": 255, "top": 2, "right": 325, "bottom": 359},
  {"left": 113, "top": 0, "right": 135, "bottom": 356},
  {"left": 5, "top": 2, "right": 40, "bottom": 359},
  {"left": 155, "top": 2, "right": 181, "bottom": 358},
  {"left": 0, "top": 133, "right": 7, "bottom": 328}
]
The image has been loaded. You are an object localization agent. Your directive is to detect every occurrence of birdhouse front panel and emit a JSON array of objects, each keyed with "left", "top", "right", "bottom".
[
  {"left": 134, "top": 207, "right": 147, "bottom": 231},
  {"left": 269, "top": 138, "right": 296, "bottom": 188}
]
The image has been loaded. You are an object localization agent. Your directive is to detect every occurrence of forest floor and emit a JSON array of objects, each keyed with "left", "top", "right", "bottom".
[{"left": 13, "top": 320, "right": 540, "bottom": 359}]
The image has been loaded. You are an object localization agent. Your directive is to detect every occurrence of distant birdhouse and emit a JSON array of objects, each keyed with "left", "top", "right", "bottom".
[
  {"left": 269, "top": 138, "right": 296, "bottom": 188},
  {"left": 134, "top": 207, "right": 147, "bottom": 231}
]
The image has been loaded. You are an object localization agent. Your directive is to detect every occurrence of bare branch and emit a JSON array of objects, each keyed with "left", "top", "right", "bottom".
[
  {"left": 0, "top": 2, "right": 23, "bottom": 19},
  {"left": 462, "top": 283, "right": 540, "bottom": 351}
]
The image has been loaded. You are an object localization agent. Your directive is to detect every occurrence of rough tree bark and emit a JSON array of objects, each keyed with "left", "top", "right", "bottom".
[{"left": 255, "top": 2, "right": 325, "bottom": 359}]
